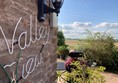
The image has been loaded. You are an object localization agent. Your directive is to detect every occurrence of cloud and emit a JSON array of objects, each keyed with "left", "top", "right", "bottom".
[
  {"left": 95, "top": 22, "right": 118, "bottom": 28},
  {"left": 111, "top": 23, "right": 118, "bottom": 28},
  {"left": 59, "top": 22, "right": 118, "bottom": 39},
  {"left": 72, "top": 22, "right": 92, "bottom": 28},
  {"left": 59, "top": 22, "right": 92, "bottom": 29}
]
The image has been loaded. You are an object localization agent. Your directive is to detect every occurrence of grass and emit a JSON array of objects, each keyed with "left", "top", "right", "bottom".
[
  {"left": 65, "top": 39, "right": 92, "bottom": 51},
  {"left": 65, "top": 39, "right": 78, "bottom": 49},
  {"left": 114, "top": 43, "right": 118, "bottom": 47},
  {"left": 66, "top": 39, "right": 118, "bottom": 49}
]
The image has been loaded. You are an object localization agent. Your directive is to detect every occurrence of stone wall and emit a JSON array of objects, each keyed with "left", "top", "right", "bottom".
[{"left": 0, "top": 0, "right": 57, "bottom": 83}]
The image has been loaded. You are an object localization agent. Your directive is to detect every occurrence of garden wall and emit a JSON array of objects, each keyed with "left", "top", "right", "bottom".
[{"left": 0, "top": 0, "right": 57, "bottom": 83}]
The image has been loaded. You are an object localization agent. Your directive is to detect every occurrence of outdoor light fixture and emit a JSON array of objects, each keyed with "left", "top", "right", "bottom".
[{"left": 37, "top": 0, "right": 64, "bottom": 22}]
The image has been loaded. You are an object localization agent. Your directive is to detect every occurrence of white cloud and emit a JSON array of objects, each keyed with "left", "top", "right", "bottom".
[
  {"left": 95, "top": 22, "right": 110, "bottom": 28},
  {"left": 95, "top": 22, "right": 118, "bottom": 28},
  {"left": 60, "top": 22, "right": 92, "bottom": 28},
  {"left": 110, "top": 23, "right": 118, "bottom": 28},
  {"left": 59, "top": 22, "right": 118, "bottom": 39},
  {"left": 72, "top": 22, "right": 92, "bottom": 28}
]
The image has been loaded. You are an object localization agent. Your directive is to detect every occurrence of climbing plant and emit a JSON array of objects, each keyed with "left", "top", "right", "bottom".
[{"left": 0, "top": 49, "right": 22, "bottom": 83}]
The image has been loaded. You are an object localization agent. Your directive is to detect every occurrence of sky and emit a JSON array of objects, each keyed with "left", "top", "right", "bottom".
[{"left": 58, "top": 0, "right": 118, "bottom": 39}]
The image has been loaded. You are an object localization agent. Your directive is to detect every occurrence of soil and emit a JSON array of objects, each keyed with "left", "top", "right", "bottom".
[{"left": 101, "top": 72, "right": 118, "bottom": 83}]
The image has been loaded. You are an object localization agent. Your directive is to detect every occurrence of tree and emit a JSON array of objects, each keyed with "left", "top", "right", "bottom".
[
  {"left": 57, "top": 45, "right": 69, "bottom": 60},
  {"left": 81, "top": 31, "right": 118, "bottom": 70},
  {"left": 57, "top": 31, "right": 69, "bottom": 60},
  {"left": 57, "top": 31, "right": 66, "bottom": 46}
]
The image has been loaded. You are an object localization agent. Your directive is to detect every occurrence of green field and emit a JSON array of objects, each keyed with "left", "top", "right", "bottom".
[{"left": 66, "top": 39, "right": 118, "bottom": 49}]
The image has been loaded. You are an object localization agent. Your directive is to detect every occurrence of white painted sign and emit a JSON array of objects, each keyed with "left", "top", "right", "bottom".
[
  {"left": 0, "top": 15, "right": 50, "bottom": 82},
  {"left": 0, "top": 15, "right": 50, "bottom": 54}
]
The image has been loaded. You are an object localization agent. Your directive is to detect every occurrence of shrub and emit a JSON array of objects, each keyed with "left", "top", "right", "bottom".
[
  {"left": 57, "top": 46, "right": 69, "bottom": 60},
  {"left": 57, "top": 61, "right": 105, "bottom": 83},
  {"left": 80, "top": 31, "right": 118, "bottom": 70},
  {"left": 57, "top": 31, "right": 66, "bottom": 46}
]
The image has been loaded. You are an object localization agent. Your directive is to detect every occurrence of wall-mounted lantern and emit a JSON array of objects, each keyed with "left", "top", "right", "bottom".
[{"left": 37, "top": 0, "right": 64, "bottom": 22}]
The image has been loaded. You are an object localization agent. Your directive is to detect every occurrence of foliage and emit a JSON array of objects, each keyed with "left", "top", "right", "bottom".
[
  {"left": 0, "top": 49, "right": 22, "bottom": 83},
  {"left": 57, "top": 31, "right": 66, "bottom": 46},
  {"left": 57, "top": 31, "right": 69, "bottom": 59},
  {"left": 57, "top": 61, "right": 105, "bottom": 83},
  {"left": 57, "top": 46, "right": 69, "bottom": 60},
  {"left": 78, "top": 31, "right": 118, "bottom": 70}
]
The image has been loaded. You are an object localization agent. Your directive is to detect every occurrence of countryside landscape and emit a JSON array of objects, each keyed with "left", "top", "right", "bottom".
[
  {"left": 65, "top": 39, "right": 118, "bottom": 49},
  {"left": 66, "top": 39, "right": 118, "bottom": 83},
  {"left": 57, "top": 31, "right": 118, "bottom": 83},
  {"left": 1, "top": 0, "right": 118, "bottom": 83}
]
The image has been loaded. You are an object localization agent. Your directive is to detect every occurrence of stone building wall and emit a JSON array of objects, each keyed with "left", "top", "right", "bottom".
[{"left": 0, "top": 0, "right": 57, "bottom": 83}]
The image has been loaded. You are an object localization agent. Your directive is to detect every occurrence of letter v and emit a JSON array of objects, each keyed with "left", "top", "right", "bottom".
[{"left": 0, "top": 17, "right": 22, "bottom": 54}]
